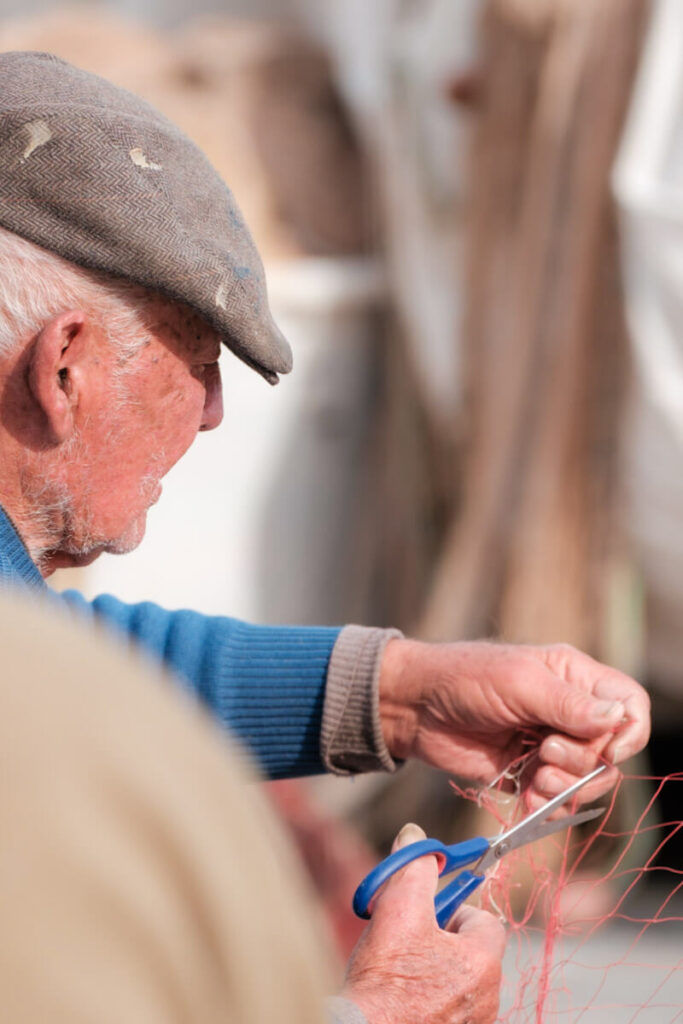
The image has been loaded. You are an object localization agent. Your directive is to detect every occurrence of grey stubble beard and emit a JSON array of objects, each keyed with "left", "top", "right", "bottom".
[{"left": 19, "top": 427, "right": 167, "bottom": 572}]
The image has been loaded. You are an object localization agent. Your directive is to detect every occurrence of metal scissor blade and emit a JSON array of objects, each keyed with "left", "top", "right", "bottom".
[
  {"left": 483, "top": 805, "right": 606, "bottom": 869},
  {"left": 477, "top": 763, "right": 608, "bottom": 872}
]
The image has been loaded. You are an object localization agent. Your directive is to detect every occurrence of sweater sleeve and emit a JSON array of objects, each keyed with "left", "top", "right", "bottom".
[
  {"left": 321, "top": 624, "right": 403, "bottom": 774},
  {"left": 59, "top": 589, "right": 339, "bottom": 779}
]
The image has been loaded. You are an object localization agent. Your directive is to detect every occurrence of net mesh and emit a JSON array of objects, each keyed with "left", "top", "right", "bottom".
[{"left": 450, "top": 766, "right": 683, "bottom": 1022}]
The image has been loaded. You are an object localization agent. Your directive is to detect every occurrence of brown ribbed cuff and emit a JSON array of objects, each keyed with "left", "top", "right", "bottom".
[{"left": 321, "top": 624, "right": 403, "bottom": 775}]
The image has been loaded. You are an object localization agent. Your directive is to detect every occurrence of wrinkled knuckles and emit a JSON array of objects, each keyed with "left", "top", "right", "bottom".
[
  {"left": 542, "top": 641, "right": 581, "bottom": 675},
  {"left": 556, "top": 685, "right": 591, "bottom": 725}
]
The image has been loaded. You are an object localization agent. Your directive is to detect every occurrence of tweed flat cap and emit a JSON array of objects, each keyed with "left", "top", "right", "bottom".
[{"left": 0, "top": 51, "right": 292, "bottom": 383}]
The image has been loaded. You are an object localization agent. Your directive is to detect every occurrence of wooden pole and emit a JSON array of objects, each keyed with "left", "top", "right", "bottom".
[{"left": 419, "top": 0, "right": 650, "bottom": 655}]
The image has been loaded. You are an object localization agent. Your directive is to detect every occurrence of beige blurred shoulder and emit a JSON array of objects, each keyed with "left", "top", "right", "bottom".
[{"left": 0, "top": 590, "right": 336, "bottom": 1024}]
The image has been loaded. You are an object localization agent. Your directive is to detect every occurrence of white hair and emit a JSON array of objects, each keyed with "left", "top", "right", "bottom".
[{"left": 0, "top": 225, "right": 160, "bottom": 362}]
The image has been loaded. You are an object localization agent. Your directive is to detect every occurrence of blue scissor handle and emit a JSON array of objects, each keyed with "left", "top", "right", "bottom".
[
  {"left": 353, "top": 836, "right": 490, "bottom": 922},
  {"left": 435, "top": 870, "right": 486, "bottom": 928}
]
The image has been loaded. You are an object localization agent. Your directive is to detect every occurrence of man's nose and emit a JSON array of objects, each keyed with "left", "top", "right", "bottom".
[{"left": 200, "top": 362, "right": 223, "bottom": 431}]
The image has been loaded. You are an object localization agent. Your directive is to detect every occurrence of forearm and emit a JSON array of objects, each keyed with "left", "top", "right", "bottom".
[
  {"left": 59, "top": 590, "right": 404, "bottom": 780},
  {"left": 60, "top": 589, "right": 339, "bottom": 778}
]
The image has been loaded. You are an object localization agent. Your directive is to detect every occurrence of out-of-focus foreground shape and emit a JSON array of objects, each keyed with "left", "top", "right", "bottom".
[{"left": 0, "top": 592, "right": 335, "bottom": 1023}]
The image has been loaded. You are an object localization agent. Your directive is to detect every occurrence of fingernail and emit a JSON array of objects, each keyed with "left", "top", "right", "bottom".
[
  {"left": 612, "top": 744, "right": 629, "bottom": 765},
  {"left": 593, "top": 700, "right": 625, "bottom": 720},
  {"left": 393, "top": 822, "right": 426, "bottom": 851},
  {"left": 545, "top": 739, "right": 567, "bottom": 766}
]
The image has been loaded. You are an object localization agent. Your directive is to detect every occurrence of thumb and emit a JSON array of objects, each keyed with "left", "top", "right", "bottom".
[
  {"left": 370, "top": 822, "right": 440, "bottom": 930},
  {"left": 391, "top": 822, "right": 428, "bottom": 856},
  {"left": 528, "top": 673, "right": 625, "bottom": 741}
]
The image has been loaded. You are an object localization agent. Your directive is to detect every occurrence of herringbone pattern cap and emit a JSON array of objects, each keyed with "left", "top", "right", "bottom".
[{"left": 0, "top": 51, "right": 292, "bottom": 383}]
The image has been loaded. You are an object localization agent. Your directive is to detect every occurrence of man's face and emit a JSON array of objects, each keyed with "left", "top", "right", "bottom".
[{"left": 49, "top": 303, "right": 223, "bottom": 569}]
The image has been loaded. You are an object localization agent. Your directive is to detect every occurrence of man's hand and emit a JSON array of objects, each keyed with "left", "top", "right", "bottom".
[
  {"left": 343, "top": 823, "right": 505, "bottom": 1024},
  {"left": 379, "top": 640, "right": 650, "bottom": 808}
]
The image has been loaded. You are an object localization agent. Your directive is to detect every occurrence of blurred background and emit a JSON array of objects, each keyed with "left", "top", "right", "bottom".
[{"left": 10, "top": 0, "right": 682, "bottom": 1013}]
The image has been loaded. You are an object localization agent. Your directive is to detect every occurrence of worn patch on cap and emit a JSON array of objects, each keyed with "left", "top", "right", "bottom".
[
  {"left": 129, "top": 146, "right": 162, "bottom": 171},
  {"left": 21, "top": 118, "right": 52, "bottom": 160}
]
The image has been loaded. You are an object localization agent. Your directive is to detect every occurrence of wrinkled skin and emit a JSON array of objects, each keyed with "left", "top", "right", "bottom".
[
  {"left": 379, "top": 639, "right": 651, "bottom": 811},
  {"left": 344, "top": 824, "right": 505, "bottom": 1024},
  {"left": 347, "top": 642, "right": 650, "bottom": 1021},
  {"left": 0, "top": 302, "right": 223, "bottom": 574},
  {"left": 44, "top": 303, "right": 223, "bottom": 569}
]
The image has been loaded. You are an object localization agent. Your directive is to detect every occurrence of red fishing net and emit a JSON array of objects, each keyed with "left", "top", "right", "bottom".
[{"left": 451, "top": 765, "right": 683, "bottom": 1022}]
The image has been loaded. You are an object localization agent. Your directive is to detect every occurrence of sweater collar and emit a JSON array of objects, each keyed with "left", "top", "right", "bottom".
[{"left": 0, "top": 506, "right": 46, "bottom": 590}]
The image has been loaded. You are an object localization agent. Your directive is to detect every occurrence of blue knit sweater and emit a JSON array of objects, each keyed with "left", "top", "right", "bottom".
[{"left": 0, "top": 507, "right": 340, "bottom": 778}]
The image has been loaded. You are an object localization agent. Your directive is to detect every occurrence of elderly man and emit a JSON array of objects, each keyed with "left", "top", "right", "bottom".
[{"left": 0, "top": 52, "right": 649, "bottom": 1023}]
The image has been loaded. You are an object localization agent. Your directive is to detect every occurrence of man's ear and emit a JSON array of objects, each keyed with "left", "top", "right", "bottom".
[{"left": 28, "top": 311, "right": 88, "bottom": 444}]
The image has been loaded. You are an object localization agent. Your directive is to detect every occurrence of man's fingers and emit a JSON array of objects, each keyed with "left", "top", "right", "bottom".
[
  {"left": 391, "top": 822, "right": 427, "bottom": 855},
  {"left": 529, "top": 762, "right": 620, "bottom": 808},
  {"left": 447, "top": 904, "right": 506, "bottom": 958},
  {"left": 540, "top": 647, "right": 650, "bottom": 754},
  {"left": 528, "top": 674, "right": 627, "bottom": 741},
  {"left": 539, "top": 734, "right": 607, "bottom": 777},
  {"left": 605, "top": 694, "right": 650, "bottom": 764},
  {"left": 370, "top": 822, "right": 440, "bottom": 931},
  {"left": 538, "top": 690, "right": 649, "bottom": 772},
  {"left": 587, "top": 674, "right": 651, "bottom": 762}
]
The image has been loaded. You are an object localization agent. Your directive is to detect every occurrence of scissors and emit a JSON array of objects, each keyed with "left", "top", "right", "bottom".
[{"left": 353, "top": 764, "right": 608, "bottom": 929}]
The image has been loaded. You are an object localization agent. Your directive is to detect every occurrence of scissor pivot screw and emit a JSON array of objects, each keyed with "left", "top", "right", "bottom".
[{"left": 495, "top": 841, "right": 510, "bottom": 859}]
